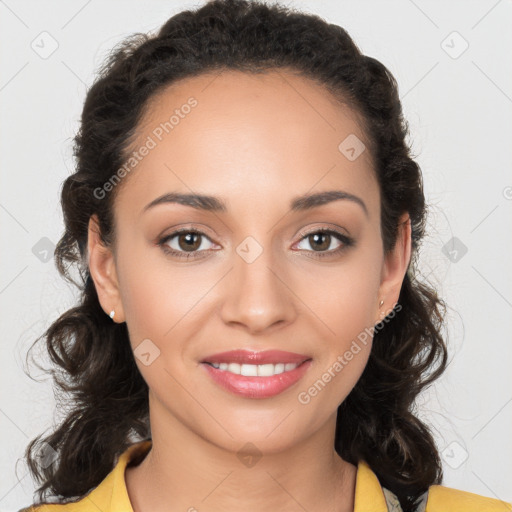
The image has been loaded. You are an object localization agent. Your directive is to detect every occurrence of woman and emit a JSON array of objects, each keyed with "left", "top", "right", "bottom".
[{"left": 19, "top": 0, "right": 511, "bottom": 511}]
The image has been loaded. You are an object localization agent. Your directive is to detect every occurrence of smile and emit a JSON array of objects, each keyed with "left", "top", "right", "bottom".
[
  {"left": 205, "top": 361, "right": 300, "bottom": 376},
  {"left": 201, "top": 359, "right": 312, "bottom": 399}
]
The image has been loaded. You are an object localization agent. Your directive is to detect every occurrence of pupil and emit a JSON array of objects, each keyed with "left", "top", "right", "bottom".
[
  {"left": 311, "top": 233, "right": 329, "bottom": 251},
  {"left": 180, "top": 233, "right": 200, "bottom": 251}
]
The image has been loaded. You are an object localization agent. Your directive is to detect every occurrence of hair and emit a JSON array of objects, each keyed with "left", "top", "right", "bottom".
[{"left": 22, "top": 1, "right": 449, "bottom": 510}]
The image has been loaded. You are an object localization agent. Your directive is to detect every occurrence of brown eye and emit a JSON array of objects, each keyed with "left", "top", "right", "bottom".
[
  {"left": 307, "top": 232, "right": 332, "bottom": 252},
  {"left": 296, "top": 230, "right": 345, "bottom": 252},
  {"left": 294, "top": 228, "right": 355, "bottom": 259},
  {"left": 158, "top": 229, "right": 216, "bottom": 259},
  {"left": 177, "top": 232, "right": 202, "bottom": 252}
]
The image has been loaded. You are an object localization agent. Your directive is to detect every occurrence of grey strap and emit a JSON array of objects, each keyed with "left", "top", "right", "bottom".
[{"left": 382, "top": 487, "right": 429, "bottom": 512}]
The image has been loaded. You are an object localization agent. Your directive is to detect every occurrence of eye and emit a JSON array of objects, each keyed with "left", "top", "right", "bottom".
[
  {"left": 157, "top": 226, "right": 355, "bottom": 260},
  {"left": 294, "top": 228, "right": 354, "bottom": 259},
  {"left": 158, "top": 228, "right": 217, "bottom": 259}
]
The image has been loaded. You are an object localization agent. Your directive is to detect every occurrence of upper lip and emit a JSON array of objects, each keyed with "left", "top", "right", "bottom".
[{"left": 201, "top": 349, "right": 312, "bottom": 365}]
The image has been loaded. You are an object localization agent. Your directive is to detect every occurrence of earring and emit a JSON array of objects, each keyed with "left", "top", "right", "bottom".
[
  {"left": 109, "top": 310, "right": 115, "bottom": 320},
  {"left": 379, "top": 300, "right": 384, "bottom": 307}
]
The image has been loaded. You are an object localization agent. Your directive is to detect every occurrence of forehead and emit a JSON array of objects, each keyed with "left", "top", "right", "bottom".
[{"left": 116, "top": 68, "right": 378, "bottom": 219}]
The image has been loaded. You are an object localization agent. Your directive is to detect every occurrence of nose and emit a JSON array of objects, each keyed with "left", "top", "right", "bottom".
[{"left": 219, "top": 240, "right": 297, "bottom": 334}]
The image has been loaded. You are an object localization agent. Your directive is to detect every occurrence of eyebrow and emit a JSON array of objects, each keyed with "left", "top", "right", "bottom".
[{"left": 142, "top": 189, "right": 368, "bottom": 217}]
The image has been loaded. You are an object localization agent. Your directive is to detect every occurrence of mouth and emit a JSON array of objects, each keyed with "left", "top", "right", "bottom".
[
  {"left": 203, "top": 360, "right": 306, "bottom": 376},
  {"left": 200, "top": 349, "right": 313, "bottom": 399}
]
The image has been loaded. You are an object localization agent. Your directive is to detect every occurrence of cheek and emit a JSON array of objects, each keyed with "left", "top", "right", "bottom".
[
  {"left": 294, "top": 254, "right": 381, "bottom": 336},
  {"left": 292, "top": 247, "right": 381, "bottom": 393},
  {"left": 116, "top": 236, "right": 202, "bottom": 342}
]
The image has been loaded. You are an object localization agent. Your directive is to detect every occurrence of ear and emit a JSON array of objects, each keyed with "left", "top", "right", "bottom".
[
  {"left": 87, "top": 214, "right": 125, "bottom": 323},
  {"left": 375, "top": 212, "right": 412, "bottom": 324}
]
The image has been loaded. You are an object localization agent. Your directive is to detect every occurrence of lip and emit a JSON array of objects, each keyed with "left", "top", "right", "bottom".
[
  {"left": 201, "top": 349, "right": 311, "bottom": 365},
  {"left": 201, "top": 351, "right": 313, "bottom": 399}
]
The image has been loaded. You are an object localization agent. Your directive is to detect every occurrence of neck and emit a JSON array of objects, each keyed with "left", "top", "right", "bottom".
[{"left": 125, "top": 396, "right": 357, "bottom": 512}]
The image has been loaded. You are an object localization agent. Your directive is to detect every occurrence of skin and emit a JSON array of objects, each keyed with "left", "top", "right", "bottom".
[{"left": 88, "top": 68, "right": 411, "bottom": 512}]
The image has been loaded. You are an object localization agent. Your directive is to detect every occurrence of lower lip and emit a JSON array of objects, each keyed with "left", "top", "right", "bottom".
[{"left": 201, "top": 360, "right": 312, "bottom": 399}]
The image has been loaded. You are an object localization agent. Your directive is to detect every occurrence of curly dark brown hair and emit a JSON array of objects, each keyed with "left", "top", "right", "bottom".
[{"left": 21, "top": 1, "right": 449, "bottom": 510}]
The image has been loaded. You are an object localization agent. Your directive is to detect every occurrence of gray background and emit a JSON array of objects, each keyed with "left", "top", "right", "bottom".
[{"left": 1, "top": 0, "right": 511, "bottom": 509}]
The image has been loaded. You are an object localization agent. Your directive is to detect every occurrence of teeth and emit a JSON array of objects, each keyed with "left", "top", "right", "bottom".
[
  {"left": 274, "top": 363, "right": 285, "bottom": 374},
  {"left": 208, "top": 362, "right": 300, "bottom": 376}
]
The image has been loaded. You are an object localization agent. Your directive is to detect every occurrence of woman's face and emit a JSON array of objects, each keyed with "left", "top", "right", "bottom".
[{"left": 89, "top": 69, "right": 410, "bottom": 454}]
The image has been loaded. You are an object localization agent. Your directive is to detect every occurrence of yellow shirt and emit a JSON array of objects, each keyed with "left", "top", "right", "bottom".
[{"left": 21, "top": 440, "right": 511, "bottom": 512}]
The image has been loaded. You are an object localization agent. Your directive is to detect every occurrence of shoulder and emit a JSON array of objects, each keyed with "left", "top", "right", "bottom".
[
  {"left": 355, "top": 459, "right": 511, "bottom": 512},
  {"left": 425, "top": 484, "right": 512, "bottom": 511},
  {"left": 18, "top": 440, "right": 152, "bottom": 512}
]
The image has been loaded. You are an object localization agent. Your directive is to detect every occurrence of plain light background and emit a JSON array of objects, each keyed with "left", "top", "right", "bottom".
[{"left": 1, "top": 0, "right": 511, "bottom": 510}]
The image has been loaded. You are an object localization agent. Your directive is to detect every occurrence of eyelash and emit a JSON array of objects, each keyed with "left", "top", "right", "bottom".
[{"left": 157, "top": 227, "right": 355, "bottom": 260}]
